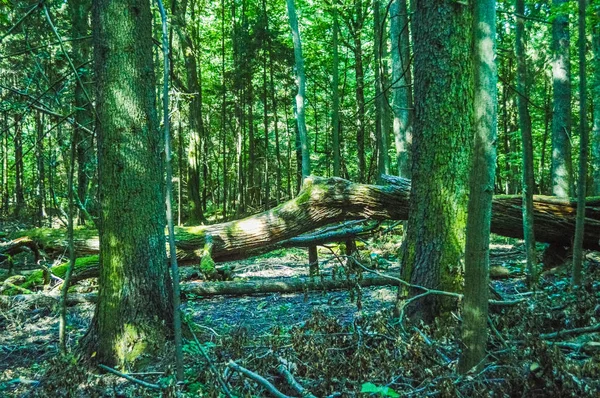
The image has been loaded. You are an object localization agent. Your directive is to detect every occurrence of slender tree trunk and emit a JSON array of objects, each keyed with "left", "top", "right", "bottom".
[
  {"left": 390, "top": 0, "right": 412, "bottom": 178},
  {"left": 35, "top": 112, "right": 46, "bottom": 226},
  {"left": 516, "top": 0, "right": 538, "bottom": 287},
  {"left": 221, "top": 0, "right": 228, "bottom": 220},
  {"left": 551, "top": 0, "right": 574, "bottom": 198},
  {"left": 332, "top": 6, "right": 341, "bottom": 177},
  {"left": 14, "top": 116, "right": 24, "bottom": 218},
  {"left": 397, "top": 0, "right": 473, "bottom": 321},
  {"left": 354, "top": 10, "right": 366, "bottom": 183},
  {"left": 459, "top": 0, "right": 497, "bottom": 373},
  {"left": 263, "top": 47, "right": 270, "bottom": 207},
  {"left": 287, "top": 0, "right": 310, "bottom": 178},
  {"left": 270, "top": 43, "right": 282, "bottom": 204},
  {"left": 2, "top": 114, "right": 8, "bottom": 215},
  {"left": 69, "top": 0, "right": 93, "bottom": 226},
  {"left": 592, "top": 6, "right": 600, "bottom": 196},
  {"left": 180, "top": 26, "right": 205, "bottom": 223},
  {"left": 572, "top": 0, "right": 588, "bottom": 287},
  {"left": 81, "top": 0, "right": 172, "bottom": 367},
  {"left": 373, "top": 0, "right": 388, "bottom": 182}
]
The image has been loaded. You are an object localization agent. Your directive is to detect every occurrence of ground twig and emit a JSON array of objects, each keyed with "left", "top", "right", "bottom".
[{"left": 227, "top": 360, "right": 293, "bottom": 398}]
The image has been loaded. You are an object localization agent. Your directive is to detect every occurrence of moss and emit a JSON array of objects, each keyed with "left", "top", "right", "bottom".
[{"left": 15, "top": 255, "right": 100, "bottom": 291}]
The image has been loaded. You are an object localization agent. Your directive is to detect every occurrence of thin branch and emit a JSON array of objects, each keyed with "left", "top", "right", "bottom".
[
  {"left": 277, "top": 357, "right": 317, "bottom": 398},
  {"left": 97, "top": 364, "right": 161, "bottom": 390},
  {"left": 227, "top": 360, "right": 292, "bottom": 398},
  {"left": 42, "top": 4, "right": 97, "bottom": 121},
  {"left": 0, "top": 1, "right": 41, "bottom": 42},
  {"left": 540, "top": 324, "right": 600, "bottom": 340}
]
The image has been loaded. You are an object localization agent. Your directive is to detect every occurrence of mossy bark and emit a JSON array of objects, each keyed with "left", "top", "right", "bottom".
[
  {"left": 80, "top": 0, "right": 172, "bottom": 367},
  {"left": 399, "top": 1, "right": 473, "bottom": 320}
]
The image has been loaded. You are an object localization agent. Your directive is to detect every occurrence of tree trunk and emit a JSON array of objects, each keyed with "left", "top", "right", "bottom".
[
  {"left": 459, "top": 0, "right": 497, "bottom": 373},
  {"left": 353, "top": 5, "right": 366, "bottom": 183},
  {"left": 572, "top": 0, "right": 588, "bottom": 286},
  {"left": 287, "top": 0, "right": 310, "bottom": 179},
  {"left": 81, "top": 0, "right": 172, "bottom": 367},
  {"left": 373, "top": 0, "right": 388, "bottom": 182},
  {"left": 551, "top": 0, "right": 574, "bottom": 198},
  {"left": 390, "top": 0, "right": 412, "bottom": 178},
  {"left": 69, "top": 0, "right": 93, "bottom": 226},
  {"left": 398, "top": 0, "right": 473, "bottom": 320},
  {"left": 14, "top": 115, "right": 24, "bottom": 218},
  {"left": 9, "top": 176, "right": 600, "bottom": 280},
  {"left": 35, "top": 112, "right": 47, "bottom": 226},
  {"left": 516, "top": 0, "right": 538, "bottom": 287},
  {"left": 591, "top": 6, "right": 600, "bottom": 196},
  {"left": 331, "top": 6, "right": 341, "bottom": 178}
]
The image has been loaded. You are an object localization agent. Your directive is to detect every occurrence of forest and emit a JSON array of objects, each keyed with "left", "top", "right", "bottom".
[{"left": 1, "top": 0, "right": 600, "bottom": 396}]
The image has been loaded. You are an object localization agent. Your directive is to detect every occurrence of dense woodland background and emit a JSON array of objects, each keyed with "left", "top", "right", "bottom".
[{"left": 1, "top": 0, "right": 600, "bottom": 396}]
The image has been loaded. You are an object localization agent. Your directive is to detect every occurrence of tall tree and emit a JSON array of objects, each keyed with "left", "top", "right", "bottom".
[
  {"left": 398, "top": 0, "right": 473, "bottom": 320},
  {"left": 516, "top": 0, "right": 538, "bottom": 287},
  {"left": 331, "top": 4, "right": 341, "bottom": 177},
  {"left": 390, "top": 0, "right": 411, "bottom": 177},
  {"left": 592, "top": 5, "right": 600, "bottom": 196},
  {"left": 287, "top": 0, "right": 318, "bottom": 274},
  {"left": 68, "top": 0, "right": 93, "bottom": 225},
  {"left": 81, "top": 0, "right": 173, "bottom": 366},
  {"left": 551, "top": 0, "right": 574, "bottom": 198},
  {"left": 572, "top": 0, "right": 588, "bottom": 287},
  {"left": 459, "top": 0, "right": 497, "bottom": 373},
  {"left": 373, "top": 0, "right": 388, "bottom": 182}
]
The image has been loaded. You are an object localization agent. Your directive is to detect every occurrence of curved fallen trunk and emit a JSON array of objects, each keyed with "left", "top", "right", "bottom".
[{"left": 4, "top": 176, "right": 600, "bottom": 268}]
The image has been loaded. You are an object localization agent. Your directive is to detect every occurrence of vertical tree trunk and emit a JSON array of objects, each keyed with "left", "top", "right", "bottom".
[
  {"left": 459, "top": 0, "right": 497, "bottom": 373},
  {"left": 398, "top": 0, "right": 473, "bottom": 321},
  {"left": 551, "top": 0, "right": 574, "bottom": 198},
  {"left": 35, "top": 112, "right": 46, "bottom": 226},
  {"left": 270, "top": 42, "right": 282, "bottom": 204},
  {"left": 572, "top": 0, "right": 588, "bottom": 287},
  {"left": 69, "top": 0, "right": 93, "bottom": 225},
  {"left": 82, "top": 0, "right": 172, "bottom": 367},
  {"left": 332, "top": 5, "right": 341, "bottom": 177},
  {"left": 2, "top": 114, "right": 8, "bottom": 215},
  {"left": 221, "top": 0, "right": 228, "bottom": 220},
  {"left": 390, "top": 0, "right": 412, "bottom": 178},
  {"left": 287, "top": 0, "right": 310, "bottom": 179},
  {"left": 516, "top": 0, "right": 538, "bottom": 287},
  {"left": 263, "top": 44, "right": 270, "bottom": 207},
  {"left": 373, "top": 0, "right": 388, "bottom": 183},
  {"left": 592, "top": 6, "right": 600, "bottom": 196},
  {"left": 353, "top": 3, "right": 366, "bottom": 183},
  {"left": 14, "top": 115, "right": 24, "bottom": 217}
]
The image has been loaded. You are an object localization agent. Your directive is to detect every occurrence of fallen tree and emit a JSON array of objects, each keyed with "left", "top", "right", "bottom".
[{"left": 4, "top": 175, "right": 600, "bottom": 267}]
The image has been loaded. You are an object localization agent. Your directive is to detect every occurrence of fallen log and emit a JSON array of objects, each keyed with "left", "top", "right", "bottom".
[
  {"left": 0, "top": 275, "right": 393, "bottom": 308},
  {"left": 5, "top": 176, "right": 600, "bottom": 266}
]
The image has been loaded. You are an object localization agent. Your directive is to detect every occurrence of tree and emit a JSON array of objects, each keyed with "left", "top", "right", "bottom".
[
  {"left": 516, "top": 0, "right": 538, "bottom": 287},
  {"left": 68, "top": 0, "right": 93, "bottom": 225},
  {"left": 551, "top": 0, "right": 574, "bottom": 198},
  {"left": 459, "top": 0, "right": 497, "bottom": 373},
  {"left": 373, "top": 0, "right": 389, "bottom": 182},
  {"left": 81, "top": 0, "right": 173, "bottom": 366},
  {"left": 572, "top": 0, "right": 588, "bottom": 287},
  {"left": 398, "top": 0, "right": 473, "bottom": 320},
  {"left": 331, "top": 4, "right": 341, "bottom": 177},
  {"left": 390, "top": 0, "right": 412, "bottom": 178},
  {"left": 592, "top": 5, "right": 600, "bottom": 196}
]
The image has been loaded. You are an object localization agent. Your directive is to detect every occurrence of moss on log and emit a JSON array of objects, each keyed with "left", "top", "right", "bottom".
[{"left": 4, "top": 176, "right": 600, "bottom": 272}]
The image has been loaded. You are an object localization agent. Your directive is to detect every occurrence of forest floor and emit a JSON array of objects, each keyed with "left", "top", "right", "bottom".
[{"left": 1, "top": 225, "right": 600, "bottom": 397}]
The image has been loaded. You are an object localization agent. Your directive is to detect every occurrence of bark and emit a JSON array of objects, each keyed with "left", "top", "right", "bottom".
[
  {"left": 14, "top": 116, "right": 24, "bottom": 217},
  {"left": 68, "top": 0, "right": 93, "bottom": 225},
  {"left": 572, "top": 0, "right": 588, "bottom": 286},
  {"left": 551, "top": 0, "right": 574, "bottom": 198},
  {"left": 81, "top": 0, "right": 172, "bottom": 367},
  {"left": 10, "top": 176, "right": 600, "bottom": 277},
  {"left": 35, "top": 112, "right": 46, "bottom": 226},
  {"left": 592, "top": 7, "right": 600, "bottom": 196},
  {"left": 373, "top": 0, "right": 388, "bottom": 182},
  {"left": 332, "top": 6, "right": 341, "bottom": 177},
  {"left": 287, "top": 0, "right": 310, "bottom": 178},
  {"left": 459, "top": 0, "right": 497, "bottom": 374},
  {"left": 399, "top": 0, "right": 473, "bottom": 320},
  {"left": 354, "top": 4, "right": 366, "bottom": 183},
  {"left": 390, "top": 0, "right": 412, "bottom": 178},
  {"left": 516, "top": 0, "right": 538, "bottom": 286}
]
